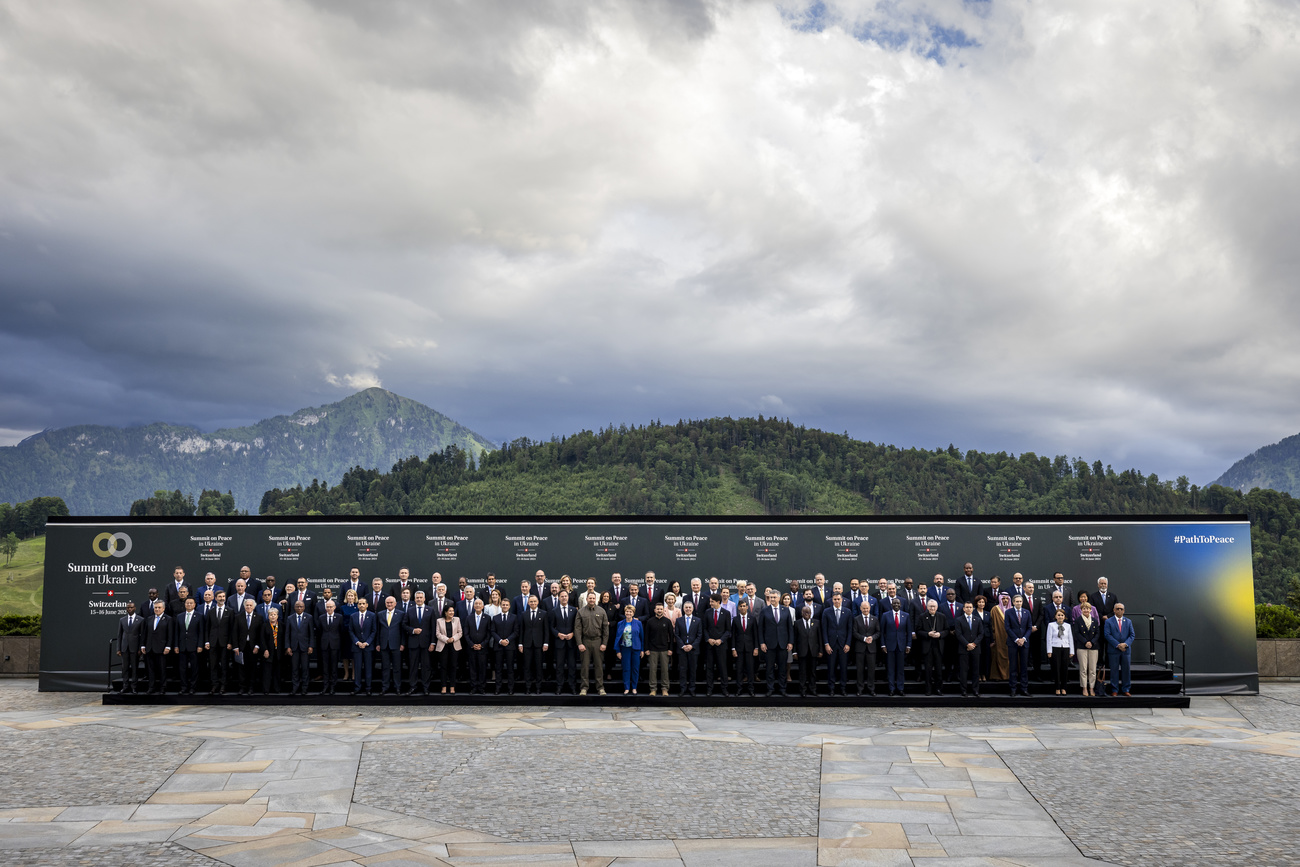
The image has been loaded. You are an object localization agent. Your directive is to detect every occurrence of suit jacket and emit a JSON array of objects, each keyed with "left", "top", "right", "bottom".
[
  {"left": 403, "top": 605, "right": 436, "bottom": 650},
  {"left": 820, "top": 606, "right": 852, "bottom": 649},
  {"left": 511, "top": 594, "right": 537, "bottom": 616},
  {"left": 955, "top": 576, "right": 983, "bottom": 605},
  {"left": 316, "top": 612, "right": 343, "bottom": 651},
  {"left": 731, "top": 611, "right": 759, "bottom": 653},
  {"left": 1072, "top": 615, "right": 1101, "bottom": 650},
  {"left": 925, "top": 584, "right": 948, "bottom": 608},
  {"left": 811, "top": 585, "right": 828, "bottom": 607},
  {"left": 623, "top": 596, "right": 649, "bottom": 622},
  {"left": 285, "top": 611, "right": 315, "bottom": 653},
  {"left": 233, "top": 611, "right": 262, "bottom": 652},
  {"left": 519, "top": 608, "right": 551, "bottom": 648},
  {"left": 954, "top": 613, "right": 984, "bottom": 652},
  {"left": 703, "top": 607, "right": 732, "bottom": 644},
  {"left": 284, "top": 589, "right": 314, "bottom": 613},
  {"left": 374, "top": 608, "right": 404, "bottom": 651},
  {"left": 435, "top": 617, "right": 463, "bottom": 651},
  {"left": 1090, "top": 590, "right": 1120, "bottom": 619},
  {"left": 940, "top": 600, "right": 963, "bottom": 629},
  {"left": 312, "top": 596, "right": 339, "bottom": 619},
  {"left": 549, "top": 604, "right": 578, "bottom": 643},
  {"left": 1104, "top": 615, "right": 1136, "bottom": 653},
  {"left": 1044, "top": 601, "right": 1070, "bottom": 627},
  {"left": 851, "top": 612, "right": 879, "bottom": 652},
  {"left": 386, "top": 580, "right": 422, "bottom": 603},
  {"left": 118, "top": 613, "right": 145, "bottom": 653},
  {"left": 228, "top": 578, "right": 263, "bottom": 601},
  {"left": 365, "top": 589, "right": 388, "bottom": 613},
  {"left": 163, "top": 581, "right": 191, "bottom": 611},
  {"left": 849, "top": 593, "right": 878, "bottom": 618},
  {"left": 880, "top": 609, "right": 913, "bottom": 653},
  {"left": 464, "top": 612, "right": 492, "bottom": 649},
  {"left": 759, "top": 605, "right": 793, "bottom": 649},
  {"left": 226, "top": 592, "right": 253, "bottom": 613},
  {"left": 174, "top": 610, "right": 205, "bottom": 651},
  {"left": 1021, "top": 595, "right": 1044, "bottom": 631},
  {"left": 675, "top": 614, "right": 703, "bottom": 651},
  {"left": 1004, "top": 608, "right": 1032, "bottom": 642},
  {"left": 339, "top": 580, "right": 365, "bottom": 602},
  {"left": 684, "top": 591, "right": 708, "bottom": 614},
  {"left": 491, "top": 611, "right": 520, "bottom": 648},
  {"left": 206, "top": 605, "right": 234, "bottom": 647},
  {"left": 607, "top": 585, "right": 628, "bottom": 607},
  {"left": 349, "top": 610, "right": 376, "bottom": 648},
  {"left": 793, "top": 617, "right": 821, "bottom": 657},
  {"left": 142, "top": 613, "right": 174, "bottom": 653}
]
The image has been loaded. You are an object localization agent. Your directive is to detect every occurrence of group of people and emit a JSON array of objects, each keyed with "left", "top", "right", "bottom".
[{"left": 114, "top": 564, "right": 1138, "bottom": 699}]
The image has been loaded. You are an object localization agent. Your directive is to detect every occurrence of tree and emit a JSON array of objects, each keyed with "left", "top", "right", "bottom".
[{"left": 0, "top": 532, "right": 18, "bottom": 566}]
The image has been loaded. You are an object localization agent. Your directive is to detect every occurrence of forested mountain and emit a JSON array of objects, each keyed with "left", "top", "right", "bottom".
[
  {"left": 258, "top": 417, "right": 1300, "bottom": 605},
  {"left": 1215, "top": 432, "right": 1300, "bottom": 498},
  {"left": 0, "top": 389, "right": 494, "bottom": 515}
]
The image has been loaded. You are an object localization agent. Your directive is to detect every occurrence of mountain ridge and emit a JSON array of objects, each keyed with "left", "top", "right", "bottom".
[
  {"left": 1213, "top": 432, "right": 1300, "bottom": 497},
  {"left": 0, "top": 388, "right": 495, "bottom": 515}
]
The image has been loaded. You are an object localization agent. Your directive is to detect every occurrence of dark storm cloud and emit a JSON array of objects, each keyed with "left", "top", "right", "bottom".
[{"left": 1, "top": 0, "right": 1298, "bottom": 487}]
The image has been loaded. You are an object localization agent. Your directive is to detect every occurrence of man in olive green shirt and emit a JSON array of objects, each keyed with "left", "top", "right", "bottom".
[{"left": 575, "top": 591, "right": 609, "bottom": 696}]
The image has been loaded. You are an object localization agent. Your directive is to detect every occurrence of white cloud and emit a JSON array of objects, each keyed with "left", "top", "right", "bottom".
[{"left": 1, "top": 0, "right": 1298, "bottom": 482}]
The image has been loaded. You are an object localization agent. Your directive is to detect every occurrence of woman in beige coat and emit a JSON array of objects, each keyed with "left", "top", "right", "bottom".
[{"left": 435, "top": 606, "right": 463, "bottom": 694}]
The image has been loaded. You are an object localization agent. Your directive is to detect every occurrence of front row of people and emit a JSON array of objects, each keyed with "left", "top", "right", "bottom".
[{"left": 116, "top": 587, "right": 1138, "bottom": 698}]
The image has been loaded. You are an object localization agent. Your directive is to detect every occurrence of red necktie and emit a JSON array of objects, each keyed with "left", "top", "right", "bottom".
[{"left": 895, "top": 613, "right": 900, "bottom": 628}]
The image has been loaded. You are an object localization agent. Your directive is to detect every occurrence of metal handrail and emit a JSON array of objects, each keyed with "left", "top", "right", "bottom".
[
  {"left": 106, "top": 637, "right": 119, "bottom": 692},
  {"left": 1168, "top": 638, "right": 1187, "bottom": 695}
]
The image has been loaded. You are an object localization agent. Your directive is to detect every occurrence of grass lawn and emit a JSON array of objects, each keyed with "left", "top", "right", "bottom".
[{"left": 1, "top": 535, "right": 45, "bottom": 616}]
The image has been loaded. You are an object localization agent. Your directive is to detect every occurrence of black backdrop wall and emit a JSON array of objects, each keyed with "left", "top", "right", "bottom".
[{"left": 41, "top": 515, "right": 1257, "bottom": 692}]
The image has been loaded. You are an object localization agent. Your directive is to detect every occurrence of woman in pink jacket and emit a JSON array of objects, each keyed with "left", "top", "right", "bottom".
[{"left": 435, "top": 606, "right": 463, "bottom": 694}]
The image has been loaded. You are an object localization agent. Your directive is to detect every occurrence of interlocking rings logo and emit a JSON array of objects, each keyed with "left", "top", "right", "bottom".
[{"left": 92, "top": 532, "right": 132, "bottom": 558}]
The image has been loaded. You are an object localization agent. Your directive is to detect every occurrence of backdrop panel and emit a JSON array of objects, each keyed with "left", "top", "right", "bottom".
[{"left": 41, "top": 515, "right": 1256, "bottom": 693}]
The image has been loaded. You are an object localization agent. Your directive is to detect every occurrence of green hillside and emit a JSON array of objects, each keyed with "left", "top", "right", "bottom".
[
  {"left": 258, "top": 417, "right": 1300, "bottom": 605},
  {"left": 0, "top": 388, "right": 495, "bottom": 515},
  {"left": 0, "top": 535, "right": 45, "bottom": 617},
  {"left": 1215, "top": 432, "right": 1300, "bottom": 498}
]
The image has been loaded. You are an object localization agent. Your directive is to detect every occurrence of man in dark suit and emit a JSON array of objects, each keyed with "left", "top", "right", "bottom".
[
  {"left": 917, "top": 599, "right": 946, "bottom": 696},
  {"left": 925, "top": 574, "right": 948, "bottom": 609},
  {"left": 941, "top": 588, "right": 963, "bottom": 682},
  {"left": 793, "top": 604, "right": 821, "bottom": 696},
  {"left": 623, "top": 584, "right": 649, "bottom": 621},
  {"left": 731, "top": 600, "right": 760, "bottom": 696},
  {"left": 205, "top": 590, "right": 233, "bottom": 694},
  {"left": 675, "top": 601, "right": 703, "bottom": 697},
  {"left": 1089, "top": 576, "right": 1119, "bottom": 680},
  {"left": 366, "top": 577, "right": 387, "bottom": 617},
  {"left": 226, "top": 579, "right": 252, "bottom": 616},
  {"left": 1005, "top": 594, "right": 1033, "bottom": 697},
  {"left": 759, "top": 594, "right": 793, "bottom": 697},
  {"left": 313, "top": 588, "right": 338, "bottom": 619},
  {"left": 549, "top": 591, "right": 578, "bottom": 694},
  {"left": 340, "top": 567, "right": 365, "bottom": 603},
  {"left": 492, "top": 597, "right": 520, "bottom": 695},
  {"left": 519, "top": 594, "right": 550, "bottom": 694},
  {"left": 684, "top": 577, "right": 707, "bottom": 616},
  {"left": 821, "top": 593, "right": 852, "bottom": 696},
  {"left": 811, "top": 573, "right": 829, "bottom": 607},
  {"left": 232, "top": 597, "right": 262, "bottom": 695},
  {"left": 173, "top": 596, "right": 205, "bottom": 695},
  {"left": 702, "top": 595, "right": 732, "bottom": 696},
  {"left": 881, "top": 597, "right": 913, "bottom": 697},
  {"left": 512, "top": 580, "right": 537, "bottom": 619},
  {"left": 852, "top": 599, "right": 879, "bottom": 696},
  {"left": 142, "top": 599, "right": 174, "bottom": 695},
  {"left": 375, "top": 596, "right": 405, "bottom": 695},
  {"left": 116, "top": 601, "right": 145, "bottom": 694},
  {"left": 255, "top": 588, "right": 282, "bottom": 624},
  {"left": 955, "top": 563, "right": 982, "bottom": 606},
  {"left": 1022, "top": 581, "right": 1045, "bottom": 680},
  {"left": 1044, "top": 590, "right": 1070, "bottom": 629},
  {"left": 163, "top": 567, "right": 191, "bottom": 614},
  {"left": 166, "top": 584, "right": 193, "bottom": 617},
  {"left": 403, "top": 591, "right": 435, "bottom": 695},
  {"left": 316, "top": 599, "right": 343, "bottom": 695},
  {"left": 349, "top": 597, "right": 376, "bottom": 695},
  {"left": 226, "top": 566, "right": 255, "bottom": 600},
  {"left": 387, "top": 567, "right": 421, "bottom": 603},
  {"left": 607, "top": 572, "right": 626, "bottom": 607},
  {"left": 954, "top": 600, "right": 984, "bottom": 697},
  {"left": 285, "top": 600, "right": 315, "bottom": 695},
  {"left": 465, "top": 598, "right": 493, "bottom": 694},
  {"left": 285, "top": 577, "right": 314, "bottom": 615}
]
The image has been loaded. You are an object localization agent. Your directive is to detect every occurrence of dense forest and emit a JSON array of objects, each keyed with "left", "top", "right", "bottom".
[
  {"left": 256, "top": 417, "right": 1300, "bottom": 605},
  {"left": 0, "top": 495, "right": 70, "bottom": 538}
]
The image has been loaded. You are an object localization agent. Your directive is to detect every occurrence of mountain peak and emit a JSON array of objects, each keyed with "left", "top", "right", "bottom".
[
  {"left": 1213, "top": 431, "right": 1300, "bottom": 497},
  {"left": 0, "top": 391, "right": 496, "bottom": 514}
]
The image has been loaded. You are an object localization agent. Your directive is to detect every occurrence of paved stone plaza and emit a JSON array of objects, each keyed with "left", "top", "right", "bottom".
[{"left": 1, "top": 682, "right": 1299, "bottom": 867}]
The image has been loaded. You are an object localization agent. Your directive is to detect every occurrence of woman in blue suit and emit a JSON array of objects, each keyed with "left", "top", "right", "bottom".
[{"left": 614, "top": 605, "right": 645, "bottom": 695}]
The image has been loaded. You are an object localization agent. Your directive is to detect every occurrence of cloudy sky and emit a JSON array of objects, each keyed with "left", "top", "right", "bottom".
[{"left": 2, "top": 0, "right": 1297, "bottom": 484}]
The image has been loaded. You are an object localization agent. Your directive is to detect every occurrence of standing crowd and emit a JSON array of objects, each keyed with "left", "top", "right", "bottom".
[{"left": 115, "top": 564, "right": 1138, "bottom": 699}]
